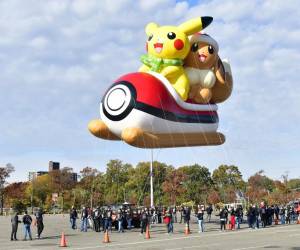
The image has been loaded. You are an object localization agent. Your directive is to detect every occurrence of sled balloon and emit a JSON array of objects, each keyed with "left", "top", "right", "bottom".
[{"left": 88, "top": 72, "right": 225, "bottom": 148}]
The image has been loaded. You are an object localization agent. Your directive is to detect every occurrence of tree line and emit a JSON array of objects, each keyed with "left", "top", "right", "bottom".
[{"left": 1, "top": 160, "right": 300, "bottom": 212}]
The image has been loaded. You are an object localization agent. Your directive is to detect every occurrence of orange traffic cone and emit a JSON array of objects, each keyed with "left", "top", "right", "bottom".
[
  {"left": 297, "top": 219, "right": 300, "bottom": 224},
  {"left": 184, "top": 223, "right": 190, "bottom": 235},
  {"left": 145, "top": 225, "right": 150, "bottom": 239},
  {"left": 103, "top": 230, "right": 110, "bottom": 243},
  {"left": 60, "top": 232, "right": 67, "bottom": 247}
]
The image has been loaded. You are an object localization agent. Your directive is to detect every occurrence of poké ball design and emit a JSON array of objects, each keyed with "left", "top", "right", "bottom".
[{"left": 88, "top": 72, "right": 225, "bottom": 148}]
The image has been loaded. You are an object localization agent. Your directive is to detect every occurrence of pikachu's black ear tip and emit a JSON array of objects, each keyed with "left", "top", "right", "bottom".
[{"left": 201, "top": 16, "right": 213, "bottom": 29}]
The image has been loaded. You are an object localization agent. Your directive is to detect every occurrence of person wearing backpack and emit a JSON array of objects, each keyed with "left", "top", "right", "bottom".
[
  {"left": 140, "top": 208, "right": 149, "bottom": 235},
  {"left": 22, "top": 211, "right": 32, "bottom": 241}
]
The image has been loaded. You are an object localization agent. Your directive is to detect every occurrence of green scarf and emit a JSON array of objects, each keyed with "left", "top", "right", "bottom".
[{"left": 140, "top": 54, "right": 183, "bottom": 72}]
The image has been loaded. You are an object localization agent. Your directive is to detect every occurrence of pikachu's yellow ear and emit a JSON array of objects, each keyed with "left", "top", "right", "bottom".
[
  {"left": 178, "top": 16, "right": 213, "bottom": 36},
  {"left": 145, "top": 22, "right": 159, "bottom": 36}
]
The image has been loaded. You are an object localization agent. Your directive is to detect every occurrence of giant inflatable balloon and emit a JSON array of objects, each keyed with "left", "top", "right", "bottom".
[{"left": 88, "top": 17, "right": 233, "bottom": 148}]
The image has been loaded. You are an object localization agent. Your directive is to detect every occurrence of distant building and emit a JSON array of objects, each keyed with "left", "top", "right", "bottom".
[
  {"left": 49, "top": 161, "right": 60, "bottom": 171},
  {"left": 37, "top": 171, "right": 48, "bottom": 176},
  {"left": 71, "top": 173, "right": 78, "bottom": 182},
  {"left": 28, "top": 172, "right": 37, "bottom": 182},
  {"left": 28, "top": 161, "right": 78, "bottom": 183}
]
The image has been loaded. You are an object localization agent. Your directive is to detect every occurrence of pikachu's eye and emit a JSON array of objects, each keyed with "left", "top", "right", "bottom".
[
  {"left": 208, "top": 45, "right": 214, "bottom": 54},
  {"left": 191, "top": 43, "right": 198, "bottom": 52},
  {"left": 167, "top": 32, "right": 176, "bottom": 40},
  {"left": 148, "top": 34, "right": 153, "bottom": 41}
]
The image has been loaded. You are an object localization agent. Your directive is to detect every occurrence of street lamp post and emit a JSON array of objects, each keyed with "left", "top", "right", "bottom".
[
  {"left": 0, "top": 183, "right": 3, "bottom": 215},
  {"left": 28, "top": 172, "right": 36, "bottom": 214},
  {"left": 150, "top": 149, "right": 154, "bottom": 208}
]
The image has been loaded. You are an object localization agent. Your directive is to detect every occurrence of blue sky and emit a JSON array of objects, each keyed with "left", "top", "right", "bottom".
[{"left": 1, "top": 0, "right": 300, "bottom": 182}]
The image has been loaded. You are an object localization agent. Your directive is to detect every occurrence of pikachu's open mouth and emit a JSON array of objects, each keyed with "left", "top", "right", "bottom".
[{"left": 154, "top": 43, "right": 163, "bottom": 53}]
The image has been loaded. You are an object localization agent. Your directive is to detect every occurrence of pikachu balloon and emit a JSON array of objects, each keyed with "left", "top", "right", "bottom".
[{"left": 140, "top": 17, "right": 213, "bottom": 101}]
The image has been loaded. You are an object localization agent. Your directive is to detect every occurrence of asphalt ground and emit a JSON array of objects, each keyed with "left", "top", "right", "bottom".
[{"left": 0, "top": 214, "right": 300, "bottom": 250}]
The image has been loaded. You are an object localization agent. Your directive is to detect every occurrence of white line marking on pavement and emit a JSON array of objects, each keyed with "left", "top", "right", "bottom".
[
  {"left": 232, "top": 245, "right": 270, "bottom": 250},
  {"left": 289, "top": 233, "right": 300, "bottom": 237},
  {"left": 165, "top": 243, "right": 220, "bottom": 250}
]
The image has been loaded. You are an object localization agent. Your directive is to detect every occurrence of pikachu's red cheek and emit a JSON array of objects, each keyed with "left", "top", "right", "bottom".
[
  {"left": 146, "top": 42, "right": 148, "bottom": 52},
  {"left": 174, "top": 39, "right": 184, "bottom": 50}
]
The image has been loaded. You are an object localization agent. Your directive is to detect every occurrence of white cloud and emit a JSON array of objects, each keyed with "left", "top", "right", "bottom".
[{"left": 29, "top": 36, "right": 49, "bottom": 49}]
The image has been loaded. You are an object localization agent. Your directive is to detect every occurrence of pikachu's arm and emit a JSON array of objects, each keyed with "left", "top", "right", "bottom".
[
  {"left": 160, "top": 66, "right": 181, "bottom": 78},
  {"left": 139, "top": 64, "right": 150, "bottom": 72}
]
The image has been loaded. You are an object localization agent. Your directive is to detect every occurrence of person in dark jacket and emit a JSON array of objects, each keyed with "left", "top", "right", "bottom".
[
  {"left": 80, "top": 207, "right": 88, "bottom": 232},
  {"left": 219, "top": 208, "right": 227, "bottom": 231},
  {"left": 11, "top": 212, "right": 21, "bottom": 241},
  {"left": 140, "top": 208, "right": 149, "bottom": 235},
  {"left": 260, "top": 205, "right": 267, "bottom": 228},
  {"left": 183, "top": 207, "right": 191, "bottom": 231},
  {"left": 70, "top": 206, "right": 78, "bottom": 230},
  {"left": 22, "top": 211, "right": 32, "bottom": 241},
  {"left": 103, "top": 208, "right": 112, "bottom": 232},
  {"left": 117, "top": 209, "right": 124, "bottom": 233},
  {"left": 35, "top": 208, "right": 44, "bottom": 239},
  {"left": 206, "top": 205, "right": 213, "bottom": 222},
  {"left": 197, "top": 205, "right": 205, "bottom": 232},
  {"left": 93, "top": 207, "right": 102, "bottom": 232},
  {"left": 126, "top": 209, "right": 133, "bottom": 229},
  {"left": 274, "top": 205, "right": 280, "bottom": 221}
]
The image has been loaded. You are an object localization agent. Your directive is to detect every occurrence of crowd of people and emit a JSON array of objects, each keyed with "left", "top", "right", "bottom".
[
  {"left": 68, "top": 204, "right": 224, "bottom": 235},
  {"left": 9, "top": 202, "right": 300, "bottom": 241},
  {"left": 69, "top": 202, "right": 300, "bottom": 235}
]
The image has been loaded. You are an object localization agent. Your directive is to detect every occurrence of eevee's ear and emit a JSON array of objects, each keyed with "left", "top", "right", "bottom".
[
  {"left": 145, "top": 22, "right": 159, "bottom": 36},
  {"left": 178, "top": 17, "right": 213, "bottom": 36}
]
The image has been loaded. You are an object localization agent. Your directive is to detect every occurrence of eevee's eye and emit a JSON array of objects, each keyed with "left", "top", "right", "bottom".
[
  {"left": 148, "top": 34, "right": 153, "bottom": 41},
  {"left": 191, "top": 43, "right": 198, "bottom": 52},
  {"left": 208, "top": 45, "right": 214, "bottom": 54},
  {"left": 167, "top": 32, "right": 176, "bottom": 40}
]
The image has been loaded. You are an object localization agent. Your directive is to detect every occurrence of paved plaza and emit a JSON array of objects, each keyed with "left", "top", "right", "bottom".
[{"left": 0, "top": 215, "right": 300, "bottom": 250}]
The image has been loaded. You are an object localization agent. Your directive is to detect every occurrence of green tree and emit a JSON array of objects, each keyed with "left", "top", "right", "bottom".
[
  {"left": 104, "top": 160, "right": 133, "bottom": 204},
  {"left": 288, "top": 178, "right": 300, "bottom": 190},
  {"left": 212, "top": 165, "right": 245, "bottom": 203},
  {"left": 179, "top": 164, "right": 213, "bottom": 204}
]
